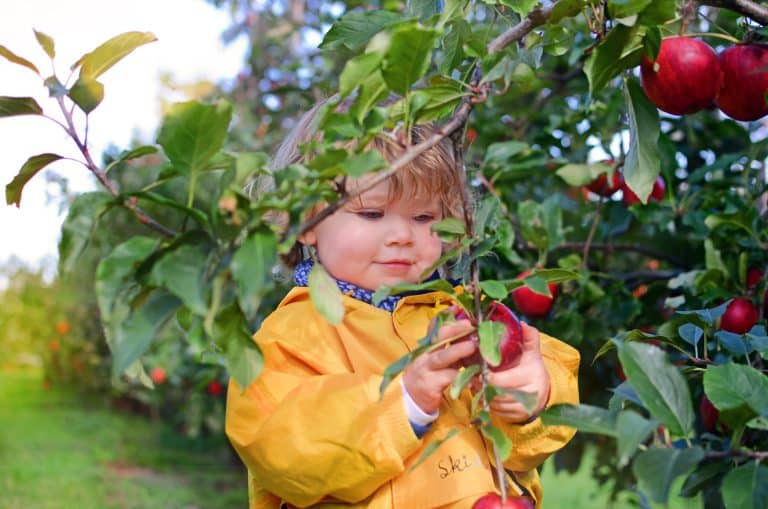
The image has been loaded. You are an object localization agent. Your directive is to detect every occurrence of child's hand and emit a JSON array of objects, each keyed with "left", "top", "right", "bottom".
[
  {"left": 486, "top": 322, "right": 551, "bottom": 423},
  {"left": 402, "top": 319, "right": 477, "bottom": 415}
]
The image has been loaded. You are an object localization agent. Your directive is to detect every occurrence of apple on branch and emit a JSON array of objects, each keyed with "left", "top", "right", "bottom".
[
  {"left": 472, "top": 493, "right": 534, "bottom": 509},
  {"left": 621, "top": 175, "right": 666, "bottom": 205},
  {"left": 455, "top": 302, "right": 523, "bottom": 372},
  {"left": 641, "top": 36, "right": 722, "bottom": 116},
  {"left": 719, "top": 297, "right": 759, "bottom": 334},
  {"left": 511, "top": 271, "right": 559, "bottom": 319},
  {"left": 716, "top": 44, "right": 768, "bottom": 121}
]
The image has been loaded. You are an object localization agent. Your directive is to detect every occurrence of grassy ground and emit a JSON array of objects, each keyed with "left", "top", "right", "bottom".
[
  {"left": 540, "top": 441, "right": 703, "bottom": 509},
  {"left": 0, "top": 369, "right": 248, "bottom": 509}
]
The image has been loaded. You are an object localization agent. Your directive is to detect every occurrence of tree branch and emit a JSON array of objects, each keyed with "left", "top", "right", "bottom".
[
  {"left": 698, "top": 0, "right": 768, "bottom": 25},
  {"left": 55, "top": 97, "right": 176, "bottom": 238},
  {"left": 487, "top": 3, "right": 554, "bottom": 54}
]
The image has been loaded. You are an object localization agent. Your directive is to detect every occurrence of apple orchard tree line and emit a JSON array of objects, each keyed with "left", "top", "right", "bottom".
[{"left": 3, "top": 0, "right": 768, "bottom": 506}]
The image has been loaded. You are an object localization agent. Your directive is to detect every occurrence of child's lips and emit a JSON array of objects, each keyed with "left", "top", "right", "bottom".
[{"left": 377, "top": 260, "right": 414, "bottom": 271}]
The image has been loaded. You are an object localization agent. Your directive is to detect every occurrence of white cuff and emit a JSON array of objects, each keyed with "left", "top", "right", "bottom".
[{"left": 400, "top": 378, "right": 439, "bottom": 426}]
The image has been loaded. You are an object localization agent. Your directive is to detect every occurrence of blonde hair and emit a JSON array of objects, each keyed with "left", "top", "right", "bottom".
[{"left": 249, "top": 97, "right": 466, "bottom": 267}]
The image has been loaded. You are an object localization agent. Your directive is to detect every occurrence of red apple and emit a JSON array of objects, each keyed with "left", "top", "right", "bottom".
[
  {"left": 747, "top": 266, "right": 762, "bottom": 290},
  {"left": 456, "top": 302, "right": 524, "bottom": 372},
  {"left": 699, "top": 394, "right": 720, "bottom": 433},
  {"left": 621, "top": 175, "right": 666, "bottom": 205},
  {"left": 641, "top": 37, "right": 722, "bottom": 115},
  {"left": 150, "top": 366, "right": 167, "bottom": 385},
  {"left": 511, "top": 271, "right": 558, "bottom": 318},
  {"left": 473, "top": 493, "right": 534, "bottom": 509},
  {"left": 207, "top": 380, "right": 224, "bottom": 396},
  {"left": 716, "top": 44, "right": 768, "bottom": 121},
  {"left": 586, "top": 170, "right": 622, "bottom": 196},
  {"left": 720, "top": 297, "right": 759, "bottom": 334}
]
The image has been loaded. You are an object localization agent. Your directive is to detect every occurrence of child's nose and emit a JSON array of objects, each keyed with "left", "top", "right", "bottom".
[{"left": 384, "top": 216, "right": 414, "bottom": 245}]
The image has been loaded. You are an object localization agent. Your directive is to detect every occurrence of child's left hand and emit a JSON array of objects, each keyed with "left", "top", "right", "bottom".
[{"left": 485, "top": 322, "right": 551, "bottom": 423}]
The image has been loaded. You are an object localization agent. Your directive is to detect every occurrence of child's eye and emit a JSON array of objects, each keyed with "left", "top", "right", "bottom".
[
  {"left": 357, "top": 210, "right": 383, "bottom": 220},
  {"left": 414, "top": 214, "right": 436, "bottom": 223}
]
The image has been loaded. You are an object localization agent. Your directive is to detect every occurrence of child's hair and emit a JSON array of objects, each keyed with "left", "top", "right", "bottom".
[{"left": 249, "top": 97, "right": 466, "bottom": 267}]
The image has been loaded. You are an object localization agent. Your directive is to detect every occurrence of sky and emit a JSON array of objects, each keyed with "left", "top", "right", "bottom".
[{"left": 0, "top": 0, "right": 248, "bottom": 277}]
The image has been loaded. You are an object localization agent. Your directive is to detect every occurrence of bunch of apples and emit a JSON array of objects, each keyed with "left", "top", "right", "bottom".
[{"left": 640, "top": 36, "right": 768, "bottom": 121}]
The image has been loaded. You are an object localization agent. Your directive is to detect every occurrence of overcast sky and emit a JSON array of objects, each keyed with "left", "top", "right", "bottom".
[{"left": 0, "top": 0, "right": 247, "bottom": 277}]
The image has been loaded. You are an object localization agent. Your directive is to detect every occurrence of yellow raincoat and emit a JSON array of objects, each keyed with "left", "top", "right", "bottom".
[{"left": 226, "top": 287, "right": 580, "bottom": 509}]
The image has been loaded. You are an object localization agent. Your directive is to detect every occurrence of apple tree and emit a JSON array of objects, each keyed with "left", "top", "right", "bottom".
[{"left": 2, "top": 0, "right": 768, "bottom": 506}]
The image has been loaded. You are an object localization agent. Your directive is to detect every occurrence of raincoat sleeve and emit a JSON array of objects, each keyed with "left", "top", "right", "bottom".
[
  {"left": 491, "top": 333, "right": 581, "bottom": 472},
  {"left": 225, "top": 317, "right": 422, "bottom": 507}
]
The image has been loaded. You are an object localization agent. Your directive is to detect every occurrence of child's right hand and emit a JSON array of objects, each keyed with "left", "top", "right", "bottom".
[{"left": 402, "top": 319, "right": 477, "bottom": 414}]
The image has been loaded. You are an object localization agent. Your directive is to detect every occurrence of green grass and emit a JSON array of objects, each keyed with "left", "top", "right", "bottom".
[
  {"left": 541, "top": 443, "right": 703, "bottom": 509},
  {"left": 0, "top": 369, "right": 248, "bottom": 509}
]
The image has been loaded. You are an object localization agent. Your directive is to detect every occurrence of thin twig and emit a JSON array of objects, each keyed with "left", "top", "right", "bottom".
[
  {"left": 698, "top": 0, "right": 768, "bottom": 25},
  {"left": 54, "top": 97, "right": 176, "bottom": 237}
]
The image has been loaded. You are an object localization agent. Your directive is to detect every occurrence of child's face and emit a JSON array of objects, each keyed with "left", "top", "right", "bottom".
[{"left": 300, "top": 179, "right": 444, "bottom": 291}]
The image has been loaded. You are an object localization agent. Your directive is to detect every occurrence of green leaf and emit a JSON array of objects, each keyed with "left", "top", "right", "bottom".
[
  {"left": 678, "top": 323, "right": 704, "bottom": 347},
  {"left": 95, "top": 236, "right": 159, "bottom": 328},
  {"left": 373, "top": 278, "right": 455, "bottom": 304},
  {"left": 705, "top": 212, "right": 755, "bottom": 237},
  {"left": 622, "top": 77, "right": 660, "bottom": 204},
  {"left": 540, "top": 404, "right": 618, "bottom": 436},
  {"left": 521, "top": 274, "right": 552, "bottom": 297},
  {"left": 78, "top": 31, "right": 157, "bottom": 79},
  {"left": 230, "top": 231, "right": 278, "bottom": 321},
  {"left": 637, "top": 0, "right": 676, "bottom": 24},
  {"left": 341, "top": 150, "right": 387, "bottom": 177},
  {"left": 340, "top": 51, "right": 384, "bottom": 96},
  {"left": 33, "top": 29, "right": 55, "bottom": 58},
  {"left": 556, "top": 162, "right": 614, "bottom": 187},
  {"left": 43, "top": 76, "right": 67, "bottom": 98},
  {"left": 68, "top": 75, "right": 104, "bottom": 113},
  {"left": 309, "top": 263, "right": 345, "bottom": 325},
  {"left": 450, "top": 364, "right": 480, "bottom": 399},
  {"left": 58, "top": 192, "right": 114, "bottom": 273},
  {"left": 215, "top": 304, "right": 263, "bottom": 389},
  {"left": 607, "top": 0, "right": 652, "bottom": 19},
  {"left": 721, "top": 461, "right": 768, "bottom": 509},
  {"left": 616, "top": 341, "right": 694, "bottom": 437},
  {"left": 704, "top": 363, "right": 768, "bottom": 418},
  {"left": 104, "top": 145, "right": 159, "bottom": 173},
  {"left": 681, "top": 461, "right": 731, "bottom": 498},
  {"left": 381, "top": 25, "right": 439, "bottom": 95},
  {"left": 500, "top": 0, "right": 538, "bottom": 16},
  {"left": 616, "top": 410, "right": 656, "bottom": 467},
  {"left": 156, "top": 100, "right": 233, "bottom": 175},
  {"left": 320, "top": 10, "right": 401, "bottom": 51},
  {"left": 549, "top": 0, "right": 586, "bottom": 23},
  {"left": 407, "top": 0, "right": 440, "bottom": 22},
  {"left": 0, "top": 96, "right": 43, "bottom": 118},
  {"left": 478, "top": 320, "right": 505, "bottom": 367},
  {"left": 633, "top": 447, "right": 705, "bottom": 504},
  {"left": 530, "top": 268, "right": 579, "bottom": 285},
  {"left": 149, "top": 244, "right": 210, "bottom": 316},
  {"left": 111, "top": 290, "right": 182, "bottom": 376},
  {"left": 479, "top": 280, "right": 507, "bottom": 300},
  {"left": 6, "top": 153, "right": 63, "bottom": 207},
  {"left": 481, "top": 424, "right": 513, "bottom": 461},
  {"left": 583, "top": 24, "right": 639, "bottom": 95},
  {"left": 0, "top": 45, "right": 39, "bottom": 74}
]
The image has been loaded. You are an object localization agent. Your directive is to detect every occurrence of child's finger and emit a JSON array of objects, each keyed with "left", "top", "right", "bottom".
[
  {"left": 520, "top": 322, "right": 542, "bottom": 354},
  {"left": 427, "top": 340, "right": 476, "bottom": 369},
  {"left": 435, "top": 319, "right": 474, "bottom": 344}
]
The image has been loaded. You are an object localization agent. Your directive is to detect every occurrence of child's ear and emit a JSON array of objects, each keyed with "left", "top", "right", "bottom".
[{"left": 299, "top": 230, "right": 317, "bottom": 246}]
